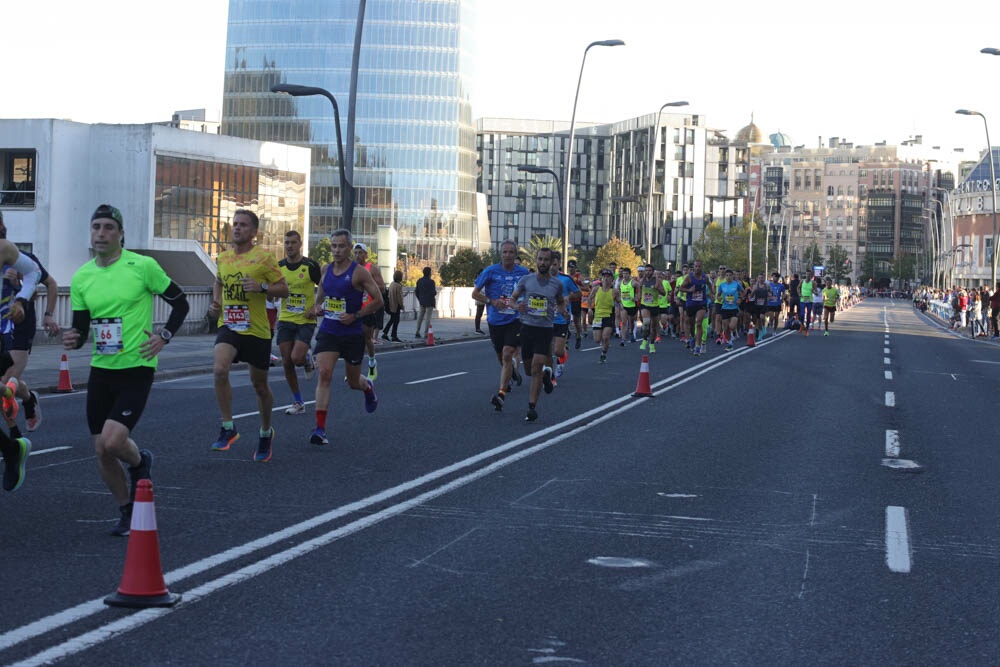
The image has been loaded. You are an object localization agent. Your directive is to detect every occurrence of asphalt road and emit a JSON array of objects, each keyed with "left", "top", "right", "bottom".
[{"left": 0, "top": 299, "right": 997, "bottom": 666}]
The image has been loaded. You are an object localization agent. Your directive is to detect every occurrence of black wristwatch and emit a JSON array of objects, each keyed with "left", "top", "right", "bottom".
[{"left": 158, "top": 328, "right": 173, "bottom": 343}]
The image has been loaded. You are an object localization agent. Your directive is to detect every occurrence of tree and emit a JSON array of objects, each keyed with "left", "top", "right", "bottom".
[
  {"left": 439, "top": 248, "right": 488, "bottom": 286},
  {"left": 590, "top": 237, "right": 641, "bottom": 277},
  {"left": 309, "top": 237, "right": 332, "bottom": 265},
  {"left": 802, "top": 243, "right": 824, "bottom": 274},
  {"left": 519, "top": 234, "right": 573, "bottom": 270},
  {"left": 827, "top": 244, "right": 851, "bottom": 282},
  {"left": 690, "top": 221, "right": 766, "bottom": 273}
]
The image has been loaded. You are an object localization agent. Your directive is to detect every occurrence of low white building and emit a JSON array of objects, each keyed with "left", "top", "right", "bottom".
[{"left": 0, "top": 119, "right": 310, "bottom": 286}]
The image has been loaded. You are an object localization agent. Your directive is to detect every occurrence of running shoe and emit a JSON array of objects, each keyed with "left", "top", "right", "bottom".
[
  {"left": 511, "top": 365, "right": 523, "bottom": 386},
  {"left": 716, "top": 336, "right": 723, "bottom": 345},
  {"left": 639, "top": 339, "right": 648, "bottom": 351},
  {"left": 211, "top": 426, "right": 239, "bottom": 451},
  {"left": 555, "top": 363, "right": 564, "bottom": 378},
  {"left": 381, "top": 332, "right": 390, "bottom": 341},
  {"left": 491, "top": 392, "right": 504, "bottom": 412},
  {"left": 649, "top": 343, "right": 656, "bottom": 353},
  {"left": 367, "top": 359, "right": 378, "bottom": 381},
  {"left": 127, "top": 449, "right": 153, "bottom": 503},
  {"left": 654, "top": 336, "right": 662, "bottom": 344},
  {"left": 824, "top": 330, "right": 829, "bottom": 337},
  {"left": 109, "top": 503, "right": 132, "bottom": 537},
  {"left": 575, "top": 336, "right": 582, "bottom": 349},
  {"left": 542, "top": 367, "right": 554, "bottom": 394},
  {"left": 727, "top": 341, "right": 734, "bottom": 352},
  {"left": 2, "top": 436, "right": 31, "bottom": 492},
  {"left": 310, "top": 428, "right": 329, "bottom": 446},
  {"left": 694, "top": 345, "right": 702, "bottom": 356},
  {"left": 525, "top": 408, "right": 538, "bottom": 423},
  {"left": 285, "top": 401, "right": 305, "bottom": 415},
  {"left": 599, "top": 353, "right": 607, "bottom": 364},
  {"left": 253, "top": 428, "right": 274, "bottom": 462},
  {"left": 364, "top": 379, "right": 379, "bottom": 413},
  {"left": 620, "top": 340, "right": 626, "bottom": 347},
  {"left": 1, "top": 379, "right": 18, "bottom": 423},
  {"left": 303, "top": 352, "right": 315, "bottom": 380},
  {"left": 24, "top": 391, "right": 41, "bottom": 432}
]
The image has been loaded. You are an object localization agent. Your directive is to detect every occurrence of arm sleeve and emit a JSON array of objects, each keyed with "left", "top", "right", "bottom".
[
  {"left": 158, "top": 281, "right": 190, "bottom": 336},
  {"left": 71, "top": 310, "right": 92, "bottom": 349},
  {"left": 308, "top": 259, "right": 322, "bottom": 284},
  {"left": 14, "top": 267, "right": 41, "bottom": 302}
]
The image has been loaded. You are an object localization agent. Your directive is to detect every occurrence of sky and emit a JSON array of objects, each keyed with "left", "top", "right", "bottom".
[{"left": 6, "top": 0, "right": 1000, "bottom": 158}]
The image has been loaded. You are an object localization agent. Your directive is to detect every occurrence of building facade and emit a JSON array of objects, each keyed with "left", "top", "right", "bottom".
[
  {"left": 0, "top": 119, "right": 309, "bottom": 286},
  {"left": 221, "top": 0, "right": 478, "bottom": 265},
  {"left": 949, "top": 147, "right": 1000, "bottom": 287}
]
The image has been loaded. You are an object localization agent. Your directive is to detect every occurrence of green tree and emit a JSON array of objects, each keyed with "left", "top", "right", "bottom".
[
  {"left": 690, "top": 221, "right": 766, "bottom": 273},
  {"left": 590, "top": 237, "right": 641, "bottom": 277},
  {"left": 309, "top": 237, "right": 332, "bottom": 265},
  {"left": 827, "top": 245, "right": 851, "bottom": 282},
  {"left": 439, "top": 248, "right": 488, "bottom": 286},
  {"left": 802, "top": 242, "right": 824, "bottom": 273}
]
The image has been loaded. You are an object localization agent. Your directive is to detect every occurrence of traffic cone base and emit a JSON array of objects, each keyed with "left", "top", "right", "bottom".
[
  {"left": 632, "top": 354, "right": 654, "bottom": 398},
  {"left": 426, "top": 324, "right": 435, "bottom": 346},
  {"left": 105, "top": 480, "right": 181, "bottom": 609},
  {"left": 57, "top": 354, "right": 74, "bottom": 393}
]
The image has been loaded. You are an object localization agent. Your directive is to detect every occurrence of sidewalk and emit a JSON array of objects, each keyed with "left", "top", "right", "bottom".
[{"left": 22, "top": 316, "right": 487, "bottom": 395}]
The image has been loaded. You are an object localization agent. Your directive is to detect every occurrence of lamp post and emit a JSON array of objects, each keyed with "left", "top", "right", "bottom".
[
  {"left": 644, "top": 101, "right": 689, "bottom": 264},
  {"left": 923, "top": 208, "right": 939, "bottom": 286},
  {"left": 932, "top": 187, "right": 953, "bottom": 287},
  {"left": 517, "top": 165, "right": 564, "bottom": 223},
  {"left": 956, "top": 109, "right": 999, "bottom": 285},
  {"left": 562, "top": 39, "right": 625, "bottom": 272},
  {"left": 272, "top": 83, "right": 356, "bottom": 230}
]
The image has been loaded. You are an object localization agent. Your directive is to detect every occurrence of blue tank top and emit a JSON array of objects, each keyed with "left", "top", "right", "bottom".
[
  {"left": 687, "top": 274, "right": 710, "bottom": 307},
  {"left": 319, "top": 261, "right": 363, "bottom": 336}
]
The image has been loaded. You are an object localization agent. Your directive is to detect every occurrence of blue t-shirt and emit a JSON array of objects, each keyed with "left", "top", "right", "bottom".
[
  {"left": 767, "top": 281, "right": 786, "bottom": 307},
  {"left": 553, "top": 273, "right": 579, "bottom": 325},
  {"left": 475, "top": 262, "right": 530, "bottom": 326},
  {"left": 718, "top": 280, "right": 742, "bottom": 310}
]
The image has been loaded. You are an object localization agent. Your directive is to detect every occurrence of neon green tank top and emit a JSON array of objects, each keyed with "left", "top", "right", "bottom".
[
  {"left": 620, "top": 282, "right": 635, "bottom": 308},
  {"left": 593, "top": 286, "right": 616, "bottom": 319}
]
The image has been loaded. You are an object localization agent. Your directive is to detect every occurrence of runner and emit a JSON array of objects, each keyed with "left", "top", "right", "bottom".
[
  {"left": 567, "top": 259, "right": 586, "bottom": 348},
  {"left": 716, "top": 269, "right": 742, "bottom": 351},
  {"left": 510, "top": 247, "right": 566, "bottom": 422},
  {"left": 821, "top": 277, "right": 840, "bottom": 335},
  {"left": 550, "top": 251, "right": 580, "bottom": 380},
  {"left": 352, "top": 243, "right": 387, "bottom": 381},
  {"left": 712, "top": 265, "right": 726, "bottom": 345},
  {"left": 64, "top": 204, "right": 189, "bottom": 534},
  {"left": 764, "top": 272, "right": 786, "bottom": 339},
  {"left": 679, "top": 260, "right": 711, "bottom": 356},
  {"left": 207, "top": 209, "right": 289, "bottom": 461},
  {"left": 305, "top": 229, "right": 382, "bottom": 446},
  {"left": 674, "top": 264, "right": 689, "bottom": 345},
  {"left": 657, "top": 268, "right": 675, "bottom": 340},
  {"left": 618, "top": 267, "right": 637, "bottom": 346},
  {"left": 748, "top": 274, "right": 770, "bottom": 340},
  {"left": 591, "top": 269, "right": 617, "bottom": 363},
  {"left": 638, "top": 263, "right": 664, "bottom": 352},
  {"left": 798, "top": 273, "right": 817, "bottom": 335},
  {"left": 472, "top": 240, "right": 529, "bottom": 412},
  {"left": 276, "top": 230, "right": 321, "bottom": 415}
]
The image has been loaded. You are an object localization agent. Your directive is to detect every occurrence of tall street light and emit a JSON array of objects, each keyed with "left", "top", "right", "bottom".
[
  {"left": 271, "top": 84, "right": 355, "bottom": 231},
  {"left": 956, "top": 109, "right": 998, "bottom": 285},
  {"left": 517, "top": 165, "right": 563, "bottom": 223},
  {"left": 562, "top": 39, "right": 625, "bottom": 272},
  {"left": 644, "top": 101, "right": 689, "bottom": 265}
]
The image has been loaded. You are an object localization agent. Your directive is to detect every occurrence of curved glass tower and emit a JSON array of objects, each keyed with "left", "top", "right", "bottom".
[{"left": 222, "top": 0, "right": 477, "bottom": 264}]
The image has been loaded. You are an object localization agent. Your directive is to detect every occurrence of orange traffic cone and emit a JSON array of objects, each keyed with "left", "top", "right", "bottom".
[
  {"left": 426, "top": 324, "right": 435, "bottom": 346},
  {"left": 57, "top": 354, "right": 74, "bottom": 393},
  {"left": 747, "top": 326, "right": 756, "bottom": 347},
  {"left": 632, "top": 355, "right": 654, "bottom": 398},
  {"left": 105, "top": 480, "right": 181, "bottom": 608}
]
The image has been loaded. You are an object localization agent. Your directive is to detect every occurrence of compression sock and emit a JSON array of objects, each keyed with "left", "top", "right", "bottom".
[
  {"left": 293, "top": 391, "right": 303, "bottom": 404},
  {"left": 316, "top": 410, "right": 327, "bottom": 430}
]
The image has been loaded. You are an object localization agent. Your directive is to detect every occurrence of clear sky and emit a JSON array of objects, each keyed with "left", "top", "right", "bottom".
[{"left": 6, "top": 0, "right": 1000, "bottom": 157}]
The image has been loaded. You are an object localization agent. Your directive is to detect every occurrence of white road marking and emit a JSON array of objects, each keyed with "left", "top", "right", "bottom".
[
  {"left": 885, "top": 392, "right": 895, "bottom": 407},
  {"left": 885, "top": 429, "right": 900, "bottom": 457},
  {"left": 882, "top": 458, "right": 921, "bottom": 470},
  {"left": 970, "top": 360, "right": 1000, "bottom": 365},
  {"left": 883, "top": 357, "right": 891, "bottom": 365},
  {"left": 233, "top": 401, "right": 316, "bottom": 420},
  {"left": 885, "top": 506, "right": 912, "bottom": 573},
  {"left": 884, "top": 370, "right": 893, "bottom": 380},
  {"left": 883, "top": 347, "right": 890, "bottom": 354},
  {"left": 28, "top": 446, "right": 72, "bottom": 457},
  {"left": 405, "top": 372, "right": 467, "bottom": 385}
]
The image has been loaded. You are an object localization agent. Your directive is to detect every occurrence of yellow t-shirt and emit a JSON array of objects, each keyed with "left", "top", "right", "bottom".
[
  {"left": 216, "top": 245, "right": 283, "bottom": 339},
  {"left": 278, "top": 257, "right": 321, "bottom": 325}
]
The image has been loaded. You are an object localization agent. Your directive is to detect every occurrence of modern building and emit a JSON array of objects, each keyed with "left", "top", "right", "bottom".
[
  {"left": 221, "top": 0, "right": 479, "bottom": 265},
  {"left": 477, "top": 111, "right": 728, "bottom": 266},
  {"left": 0, "top": 118, "right": 310, "bottom": 286}
]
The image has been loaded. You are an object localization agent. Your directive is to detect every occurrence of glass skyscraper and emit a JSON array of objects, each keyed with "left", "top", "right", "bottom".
[{"left": 222, "top": 0, "right": 477, "bottom": 263}]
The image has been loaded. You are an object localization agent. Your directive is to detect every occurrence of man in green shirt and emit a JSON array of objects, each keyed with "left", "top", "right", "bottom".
[{"left": 63, "top": 204, "right": 190, "bottom": 536}]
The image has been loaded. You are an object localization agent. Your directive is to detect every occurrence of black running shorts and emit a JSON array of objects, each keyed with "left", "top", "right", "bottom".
[{"left": 86, "top": 366, "right": 155, "bottom": 434}]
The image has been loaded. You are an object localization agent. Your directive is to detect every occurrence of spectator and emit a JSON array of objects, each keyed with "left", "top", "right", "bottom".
[
  {"left": 414, "top": 267, "right": 436, "bottom": 339},
  {"left": 381, "top": 270, "right": 404, "bottom": 342},
  {"left": 990, "top": 283, "right": 1000, "bottom": 338}
]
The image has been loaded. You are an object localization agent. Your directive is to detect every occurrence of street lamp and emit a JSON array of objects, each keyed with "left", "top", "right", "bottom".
[
  {"left": 956, "top": 109, "right": 999, "bottom": 285},
  {"left": 272, "top": 83, "right": 356, "bottom": 230},
  {"left": 644, "top": 101, "right": 689, "bottom": 264},
  {"left": 562, "top": 39, "right": 625, "bottom": 272},
  {"left": 517, "top": 165, "right": 564, "bottom": 223}
]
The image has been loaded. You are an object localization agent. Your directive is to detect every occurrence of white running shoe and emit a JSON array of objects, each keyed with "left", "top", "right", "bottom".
[{"left": 285, "top": 401, "right": 305, "bottom": 415}]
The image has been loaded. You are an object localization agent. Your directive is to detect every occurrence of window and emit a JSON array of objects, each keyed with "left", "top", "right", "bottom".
[{"left": 0, "top": 149, "right": 36, "bottom": 207}]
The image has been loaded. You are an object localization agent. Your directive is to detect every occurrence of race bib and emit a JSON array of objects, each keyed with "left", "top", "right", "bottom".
[
  {"left": 528, "top": 296, "right": 548, "bottom": 317},
  {"left": 692, "top": 289, "right": 704, "bottom": 301},
  {"left": 323, "top": 297, "right": 346, "bottom": 319},
  {"left": 92, "top": 317, "right": 123, "bottom": 355},
  {"left": 642, "top": 292, "right": 655, "bottom": 305},
  {"left": 284, "top": 293, "right": 307, "bottom": 314},
  {"left": 224, "top": 305, "right": 251, "bottom": 332},
  {"left": 724, "top": 294, "right": 736, "bottom": 305}
]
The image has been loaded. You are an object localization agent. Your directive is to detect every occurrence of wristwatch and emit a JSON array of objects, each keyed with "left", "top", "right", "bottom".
[
  {"left": 158, "top": 328, "right": 173, "bottom": 343},
  {"left": 260, "top": 282, "right": 269, "bottom": 293}
]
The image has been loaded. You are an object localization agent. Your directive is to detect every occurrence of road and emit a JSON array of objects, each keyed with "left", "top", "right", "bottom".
[{"left": 0, "top": 299, "right": 996, "bottom": 665}]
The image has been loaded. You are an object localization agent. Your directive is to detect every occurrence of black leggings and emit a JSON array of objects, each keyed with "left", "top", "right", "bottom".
[{"left": 383, "top": 309, "right": 401, "bottom": 338}]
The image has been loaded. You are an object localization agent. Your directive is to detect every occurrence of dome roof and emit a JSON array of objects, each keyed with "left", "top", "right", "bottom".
[
  {"left": 735, "top": 114, "right": 763, "bottom": 144},
  {"left": 769, "top": 131, "right": 792, "bottom": 148}
]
